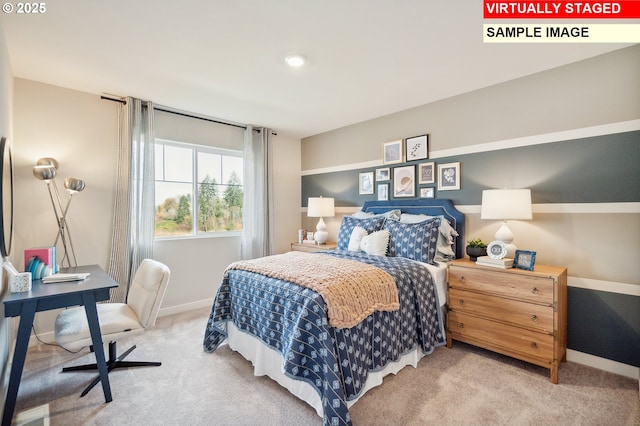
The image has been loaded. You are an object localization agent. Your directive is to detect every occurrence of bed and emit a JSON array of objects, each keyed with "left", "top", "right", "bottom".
[{"left": 203, "top": 199, "right": 465, "bottom": 426}]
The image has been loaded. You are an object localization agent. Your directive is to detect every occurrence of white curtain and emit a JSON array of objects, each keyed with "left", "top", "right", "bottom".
[
  {"left": 241, "top": 126, "right": 273, "bottom": 259},
  {"left": 108, "top": 97, "right": 155, "bottom": 302}
]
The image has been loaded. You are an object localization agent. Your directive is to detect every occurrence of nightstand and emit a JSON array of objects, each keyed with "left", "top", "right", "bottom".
[
  {"left": 290, "top": 242, "right": 337, "bottom": 253},
  {"left": 447, "top": 258, "right": 567, "bottom": 383}
]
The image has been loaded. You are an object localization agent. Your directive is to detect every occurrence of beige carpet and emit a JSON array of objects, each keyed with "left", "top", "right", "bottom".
[{"left": 12, "top": 307, "right": 639, "bottom": 426}]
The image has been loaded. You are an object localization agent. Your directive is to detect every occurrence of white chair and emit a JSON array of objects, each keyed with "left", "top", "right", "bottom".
[{"left": 54, "top": 259, "right": 170, "bottom": 397}]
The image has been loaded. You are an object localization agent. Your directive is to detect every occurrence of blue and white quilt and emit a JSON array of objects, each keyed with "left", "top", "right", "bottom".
[{"left": 203, "top": 249, "right": 446, "bottom": 426}]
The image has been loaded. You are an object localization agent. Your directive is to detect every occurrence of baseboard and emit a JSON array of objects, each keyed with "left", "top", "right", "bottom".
[
  {"left": 157, "top": 298, "right": 214, "bottom": 317},
  {"left": 25, "top": 298, "right": 215, "bottom": 347},
  {"left": 14, "top": 403, "right": 50, "bottom": 425},
  {"left": 567, "top": 349, "right": 639, "bottom": 380}
]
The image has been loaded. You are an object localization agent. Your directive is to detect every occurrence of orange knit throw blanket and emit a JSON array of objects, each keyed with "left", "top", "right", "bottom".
[{"left": 226, "top": 251, "right": 399, "bottom": 328}]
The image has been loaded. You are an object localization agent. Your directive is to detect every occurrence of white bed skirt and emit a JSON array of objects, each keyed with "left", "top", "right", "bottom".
[{"left": 226, "top": 322, "right": 424, "bottom": 418}]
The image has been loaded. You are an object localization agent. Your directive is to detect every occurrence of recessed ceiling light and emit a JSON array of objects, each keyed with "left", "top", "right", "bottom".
[{"left": 285, "top": 54, "right": 306, "bottom": 67}]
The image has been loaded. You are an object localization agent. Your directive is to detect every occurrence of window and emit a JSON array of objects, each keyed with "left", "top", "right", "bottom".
[{"left": 154, "top": 139, "right": 243, "bottom": 238}]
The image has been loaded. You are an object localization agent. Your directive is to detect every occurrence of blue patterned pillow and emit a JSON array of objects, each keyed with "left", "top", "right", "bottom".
[
  {"left": 337, "top": 216, "right": 387, "bottom": 250},
  {"left": 384, "top": 217, "right": 442, "bottom": 264}
]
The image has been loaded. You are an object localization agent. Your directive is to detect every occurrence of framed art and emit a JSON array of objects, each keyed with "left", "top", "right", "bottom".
[
  {"left": 437, "top": 162, "right": 460, "bottom": 191},
  {"left": 514, "top": 250, "right": 537, "bottom": 271},
  {"left": 382, "top": 140, "right": 404, "bottom": 164},
  {"left": 420, "top": 187, "right": 434, "bottom": 198},
  {"left": 393, "top": 165, "right": 415, "bottom": 198},
  {"left": 377, "top": 183, "right": 389, "bottom": 201},
  {"left": 375, "top": 167, "right": 390, "bottom": 181},
  {"left": 418, "top": 161, "right": 435, "bottom": 184},
  {"left": 405, "top": 134, "right": 428, "bottom": 161},
  {"left": 359, "top": 171, "right": 374, "bottom": 194}
]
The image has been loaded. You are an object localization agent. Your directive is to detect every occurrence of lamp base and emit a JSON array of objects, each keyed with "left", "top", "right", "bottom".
[
  {"left": 314, "top": 217, "right": 328, "bottom": 244},
  {"left": 494, "top": 222, "right": 517, "bottom": 258},
  {"left": 314, "top": 231, "right": 328, "bottom": 245}
]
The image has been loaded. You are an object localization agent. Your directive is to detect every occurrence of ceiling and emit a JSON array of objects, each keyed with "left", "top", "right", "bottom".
[{"left": 0, "top": 1, "right": 631, "bottom": 139}]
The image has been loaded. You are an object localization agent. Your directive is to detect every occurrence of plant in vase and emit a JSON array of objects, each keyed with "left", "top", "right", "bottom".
[{"left": 466, "top": 238, "right": 488, "bottom": 261}]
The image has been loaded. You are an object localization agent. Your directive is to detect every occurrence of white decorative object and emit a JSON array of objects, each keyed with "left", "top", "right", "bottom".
[
  {"left": 10, "top": 272, "right": 32, "bottom": 293},
  {"left": 307, "top": 197, "right": 335, "bottom": 245},
  {"left": 487, "top": 241, "right": 508, "bottom": 260},
  {"left": 481, "top": 188, "right": 532, "bottom": 258}
]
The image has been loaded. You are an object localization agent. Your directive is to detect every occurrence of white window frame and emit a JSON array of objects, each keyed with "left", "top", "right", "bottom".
[{"left": 154, "top": 138, "right": 243, "bottom": 240}]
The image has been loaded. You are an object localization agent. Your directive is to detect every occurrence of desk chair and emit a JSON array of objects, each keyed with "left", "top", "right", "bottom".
[{"left": 54, "top": 259, "right": 170, "bottom": 396}]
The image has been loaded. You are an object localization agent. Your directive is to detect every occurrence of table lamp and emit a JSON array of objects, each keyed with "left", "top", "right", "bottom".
[
  {"left": 481, "top": 189, "right": 532, "bottom": 258},
  {"left": 307, "top": 196, "right": 335, "bottom": 245}
]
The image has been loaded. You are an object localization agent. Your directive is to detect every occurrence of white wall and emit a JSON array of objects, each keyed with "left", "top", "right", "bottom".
[
  {"left": 0, "top": 22, "right": 14, "bottom": 408},
  {"left": 13, "top": 79, "right": 119, "bottom": 334},
  {"left": 12, "top": 79, "right": 302, "bottom": 337}
]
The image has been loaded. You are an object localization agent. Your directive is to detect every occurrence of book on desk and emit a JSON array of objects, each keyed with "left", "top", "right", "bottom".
[{"left": 42, "top": 273, "right": 90, "bottom": 284}]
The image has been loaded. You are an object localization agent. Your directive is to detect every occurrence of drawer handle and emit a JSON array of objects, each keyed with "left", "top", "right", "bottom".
[
  {"left": 530, "top": 314, "right": 538, "bottom": 322},
  {"left": 531, "top": 342, "right": 538, "bottom": 349},
  {"left": 531, "top": 287, "right": 539, "bottom": 294},
  {"left": 459, "top": 275, "right": 465, "bottom": 282},
  {"left": 459, "top": 322, "right": 464, "bottom": 329},
  {"left": 459, "top": 299, "right": 465, "bottom": 306}
]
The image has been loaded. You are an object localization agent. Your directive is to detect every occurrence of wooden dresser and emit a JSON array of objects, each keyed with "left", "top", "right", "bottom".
[{"left": 447, "top": 258, "right": 567, "bottom": 383}]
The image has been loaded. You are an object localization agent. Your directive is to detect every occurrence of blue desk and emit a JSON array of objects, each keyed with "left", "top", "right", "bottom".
[{"left": 2, "top": 265, "right": 118, "bottom": 426}]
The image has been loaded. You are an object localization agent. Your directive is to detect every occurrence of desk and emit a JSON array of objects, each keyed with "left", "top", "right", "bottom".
[{"left": 2, "top": 265, "right": 118, "bottom": 426}]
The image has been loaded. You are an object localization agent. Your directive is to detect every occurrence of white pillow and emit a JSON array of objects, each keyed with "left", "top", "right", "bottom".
[
  {"left": 360, "top": 230, "right": 390, "bottom": 256},
  {"left": 399, "top": 213, "right": 433, "bottom": 224},
  {"left": 352, "top": 209, "right": 401, "bottom": 221},
  {"left": 348, "top": 226, "right": 368, "bottom": 251}
]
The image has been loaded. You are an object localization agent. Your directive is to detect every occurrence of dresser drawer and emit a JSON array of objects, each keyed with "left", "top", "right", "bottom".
[
  {"left": 448, "top": 288, "right": 554, "bottom": 334},
  {"left": 449, "top": 265, "right": 554, "bottom": 305},
  {"left": 448, "top": 311, "right": 554, "bottom": 362}
]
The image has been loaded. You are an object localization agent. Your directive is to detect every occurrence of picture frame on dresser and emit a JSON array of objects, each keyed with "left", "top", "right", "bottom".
[{"left": 514, "top": 250, "right": 536, "bottom": 271}]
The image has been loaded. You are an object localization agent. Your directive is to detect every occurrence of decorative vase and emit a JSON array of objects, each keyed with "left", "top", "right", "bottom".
[{"left": 466, "top": 246, "right": 487, "bottom": 261}]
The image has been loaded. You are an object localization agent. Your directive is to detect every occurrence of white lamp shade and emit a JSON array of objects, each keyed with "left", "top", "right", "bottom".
[
  {"left": 481, "top": 189, "right": 532, "bottom": 220},
  {"left": 307, "top": 197, "right": 335, "bottom": 218}
]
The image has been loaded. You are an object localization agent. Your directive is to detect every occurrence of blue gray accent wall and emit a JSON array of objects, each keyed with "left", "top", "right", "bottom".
[
  {"left": 568, "top": 288, "right": 639, "bottom": 367},
  {"left": 302, "top": 130, "right": 640, "bottom": 206},
  {"left": 302, "top": 129, "right": 640, "bottom": 370}
]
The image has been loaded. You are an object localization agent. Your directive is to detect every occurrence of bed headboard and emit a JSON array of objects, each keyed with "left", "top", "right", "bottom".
[{"left": 361, "top": 199, "right": 466, "bottom": 259}]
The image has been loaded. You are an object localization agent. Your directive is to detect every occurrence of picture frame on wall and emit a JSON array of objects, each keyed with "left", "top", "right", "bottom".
[
  {"left": 437, "top": 162, "right": 460, "bottom": 191},
  {"left": 420, "top": 187, "right": 434, "bottom": 198},
  {"left": 405, "top": 134, "right": 429, "bottom": 161},
  {"left": 382, "top": 140, "right": 404, "bottom": 164},
  {"left": 393, "top": 165, "right": 415, "bottom": 198},
  {"left": 377, "top": 183, "right": 389, "bottom": 201},
  {"left": 418, "top": 161, "right": 435, "bottom": 184},
  {"left": 375, "top": 167, "right": 390, "bottom": 181},
  {"left": 359, "top": 171, "right": 374, "bottom": 194}
]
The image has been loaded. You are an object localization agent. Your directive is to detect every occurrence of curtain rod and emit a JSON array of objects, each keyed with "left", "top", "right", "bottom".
[
  {"left": 154, "top": 105, "right": 247, "bottom": 130},
  {"left": 101, "top": 95, "right": 126, "bottom": 104},
  {"left": 101, "top": 95, "right": 276, "bottom": 135}
]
